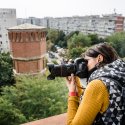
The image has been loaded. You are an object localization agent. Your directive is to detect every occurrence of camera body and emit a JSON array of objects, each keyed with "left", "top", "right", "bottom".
[{"left": 47, "top": 58, "right": 88, "bottom": 80}]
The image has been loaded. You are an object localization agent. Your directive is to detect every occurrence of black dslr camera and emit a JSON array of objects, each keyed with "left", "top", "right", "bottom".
[{"left": 47, "top": 58, "right": 88, "bottom": 80}]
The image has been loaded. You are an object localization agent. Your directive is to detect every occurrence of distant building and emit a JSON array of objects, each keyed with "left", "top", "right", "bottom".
[
  {"left": 0, "top": 8, "right": 17, "bottom": 52},
  {"left": 92, "top": 14, "right": 124, "bottom": 38},
  {"left": 17, "top": 17, "right": 41, "bottom": 26},
  {"left": 8, "top": 23, "right": 47, "bottom": 74},
  {"left": 17, "top": 13, "right": 125, "bottom": 38}
]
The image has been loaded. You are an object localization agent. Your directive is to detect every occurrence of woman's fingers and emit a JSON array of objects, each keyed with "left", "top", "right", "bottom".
[
  {"left": 65, "top": 74, "right": 77, "bottom": 92},
  {"left": 71, "top": 74, "right": 75, "bottom": 83},
  {"left": 66, "top": 76, "right": 71, "bottom": 81}
]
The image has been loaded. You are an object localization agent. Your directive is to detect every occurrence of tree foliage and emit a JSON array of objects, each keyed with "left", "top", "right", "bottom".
[
  {"left": 47, "top": 40, "right": 54, "bottom": 51},
  {"left": 88, "top": 34, "right": 103, "bottom": 45},
  {"left": 67, "top": 33, "right": 91, "bottom": 58},
  {"left": 0, "top": 97, "right": 26, "bottom": 125},
  {"left": 68, "top": 47, "right": 83, "bottom": 59},
  {"left": 46, "top": 29, "right": 59, "bottom": 44},
  {"left": 67, "top": 33, "right": 91, "bottom": 49},
  {"left": 46, "top": 29, "right": 66, "bottom": 50},
  {"left": 65, "top": 31, "right": 79, "bottom": 41},
  {"left": 106, "top": 32, "right": 125, "bottom": 57},
  {"left": 0, "top": 74, "right": 68, "bottom": 124},
  {"left": 0, "top": 52, "right": 15, "bottom": 86}
]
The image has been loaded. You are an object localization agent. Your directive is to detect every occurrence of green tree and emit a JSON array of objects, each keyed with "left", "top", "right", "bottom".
[
  {"left": 0, "top": 74, "right": 68, "bottom": 124},
  {"left": 56, "top": 30, "right": 65, "bottom": 42},
  {"left": 65, "top": 31, "right": 79, "bottom": 42},
  {"left": 46, "top": 29, "right": 59, "bottom": 44},
  {"left": 68, "top": 47, "right": 83, "bottom": 59},
  {"left": 120, "top": 45, "right": 125, "bottom": 57},
  {"left": 46, "top": 29, "right": 59, "bottom": 51},
  {"left": 67, "top": 33, "right": 91, "bottom": 58},
  {"left": 106, "top": 32, "right": 125, "bottom": 57},
  {"left": 88, "top": 34, "right": 100, "bottom": 45},
  {"left": 47, "top": 40, "right": 54, "bottom": 51},
  {"left": 56, "top": 30, "right": 66, "bottom": 48},
  {"left": 0, "top": 97, "right": 26, "bottom": 125},
  {"left": 67, "top": 33, "right": 91, "bottom": 49},
  {"left": 0, "top": 52, "right": 15, "bottom": 86},
  {"left": 58, "top": 40, "right": 67, "bottom": 48},
  {"left": 46, "top": 29, "right": 66, "bottom": 50}
]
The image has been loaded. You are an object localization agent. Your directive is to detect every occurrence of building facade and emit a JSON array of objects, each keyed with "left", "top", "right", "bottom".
[
  {"left": 17, "top": 13, "right": 125, "bottom": 38},
  {"left": 8, "top": 23, "right": 46, "bottom": 74},
  {"left": 0, "top": 8, "right": 17, "bottom": 52}
]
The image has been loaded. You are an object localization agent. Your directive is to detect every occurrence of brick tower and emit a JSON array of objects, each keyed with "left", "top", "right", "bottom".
[{"left": 8, "top": 23, "right": 46, "bottom": 74}]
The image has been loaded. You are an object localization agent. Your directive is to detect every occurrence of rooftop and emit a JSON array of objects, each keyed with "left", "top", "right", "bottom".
[{"left": 8, "top": 23, "right": 46, "bottom": 30}]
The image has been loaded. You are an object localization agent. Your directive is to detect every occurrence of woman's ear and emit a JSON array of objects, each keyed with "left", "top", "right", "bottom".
[{"left": 97, "top": 54, "right": 103, "bottom": 63}]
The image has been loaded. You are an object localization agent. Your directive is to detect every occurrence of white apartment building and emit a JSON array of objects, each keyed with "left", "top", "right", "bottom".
[
  {"left": 17, "top": 13, "right": 125, "bottom": 38},
  {"left": 0, "top": 8, "right": 17, "bottom": 52},
  {"left": 94, "top": 14, "right": 124, "bottom": 38},
  {"left": 48, "top": 14, "right": 124, "bottom": 37}
]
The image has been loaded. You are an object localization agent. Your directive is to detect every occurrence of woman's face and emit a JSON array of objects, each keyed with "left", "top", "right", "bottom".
[{"left": 84, "top": 56, "right": 99, "bottom": 71}]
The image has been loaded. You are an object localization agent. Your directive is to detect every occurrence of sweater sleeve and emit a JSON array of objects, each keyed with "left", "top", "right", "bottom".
[{"left": 67, "top": 79, "right": 109, "bottom": 125}]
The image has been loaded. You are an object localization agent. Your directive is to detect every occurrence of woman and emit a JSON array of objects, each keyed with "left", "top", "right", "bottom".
[{"left": 66, "top": 42, "right": 125, "bottom": 125}]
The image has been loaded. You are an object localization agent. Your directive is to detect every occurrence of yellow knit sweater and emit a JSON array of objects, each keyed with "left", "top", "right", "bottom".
[{"left": 67, "top": 79, "right": 109, "bottom": 125}]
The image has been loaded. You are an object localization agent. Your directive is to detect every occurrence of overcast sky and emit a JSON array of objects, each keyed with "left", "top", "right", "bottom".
[{"left": 0, "top": 0, "right": 125, "bottom": 18}]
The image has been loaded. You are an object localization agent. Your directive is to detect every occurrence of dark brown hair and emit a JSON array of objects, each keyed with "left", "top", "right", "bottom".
[{"left": 83, "top": 42, "right": 119, "bottom": 65}]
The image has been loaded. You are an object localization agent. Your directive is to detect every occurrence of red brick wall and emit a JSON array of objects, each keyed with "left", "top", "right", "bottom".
[
  {"left": 14, "top": 58, "right": 45, "bottom": 73},
  {"left": 8, "top": 30, "right": 46, "bottom": 74},
  {"left": 11, "top": 41, "right": 46, "bottom": 58},
  {"left": 40, "top": 39, "right": 46, "bottom": 55},
  {"left": 15, "top": 60, "right": 38, "bottom": 73}
]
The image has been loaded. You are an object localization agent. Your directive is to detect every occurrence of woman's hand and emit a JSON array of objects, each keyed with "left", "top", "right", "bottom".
[{"left": 66, "top": 74, "right": 77, "bottom": 92}]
